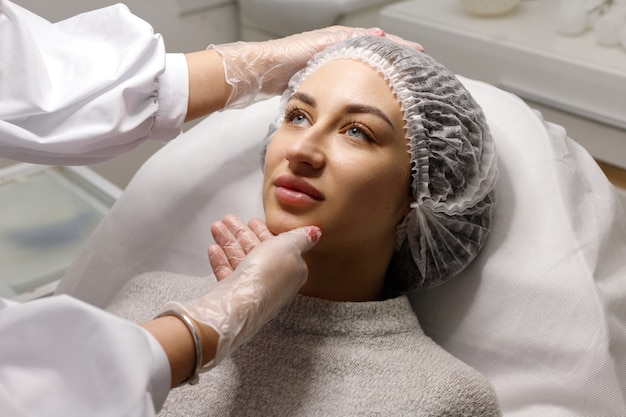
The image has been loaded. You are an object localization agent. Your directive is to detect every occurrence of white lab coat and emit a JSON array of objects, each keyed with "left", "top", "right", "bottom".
[
  {"left": 0, "top": 0, "right": 189, "bottom": 414},
  {"left": 0, "top": 296, "right": 170, "bottom": 416},
  {"left": 0, "top": 0, "right": 187, "bottom": 164}
]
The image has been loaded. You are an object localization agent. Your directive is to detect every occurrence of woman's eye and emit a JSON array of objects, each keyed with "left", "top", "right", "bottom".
[
  {"left": 286, "top": 111, "right": 311, "bottom": 127},
  {"left": 292, "top": 114, "right": 309, "bottom": 125},
  {"left": 346, "top": 125, "right": 374, "bottom": 142}
]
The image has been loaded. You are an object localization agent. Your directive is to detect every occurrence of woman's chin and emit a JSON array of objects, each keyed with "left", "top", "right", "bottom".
[{"left": 265, "top": 214, "right": 314, "bottom": 236}]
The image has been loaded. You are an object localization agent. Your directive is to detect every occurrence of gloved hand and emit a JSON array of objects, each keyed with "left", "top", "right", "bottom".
[
  {"left": 161, "top": 224, "right": 321, "bottom": 371},
  {"left": 210, "top": 26, "right": 424, "bottom": 109},
  {"left": 207, "top": 215, "right": 273, "bottom": 281}
]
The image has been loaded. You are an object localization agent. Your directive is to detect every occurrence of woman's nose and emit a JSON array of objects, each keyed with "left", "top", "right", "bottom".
[{"left": 285, "top": 129, "right": 325, "bottom": 171}]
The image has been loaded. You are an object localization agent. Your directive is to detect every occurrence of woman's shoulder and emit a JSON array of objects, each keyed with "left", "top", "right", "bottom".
[
  {"left": 427, "top": 358, "right": 501, "bottom": 416},
  {"left": 361, "top": 308, "right": 500, "bottom": 416},
  {"left": 400, "top": 335, "right": 501, "bottom": 416}
]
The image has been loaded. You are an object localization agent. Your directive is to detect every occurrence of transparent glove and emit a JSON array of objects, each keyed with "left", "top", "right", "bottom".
[
  {"left": 210, "top": 26, "right": 424, "bottom": 109},
  {"left": 161, "top": 225, "right": 321, "bottom": 371}
]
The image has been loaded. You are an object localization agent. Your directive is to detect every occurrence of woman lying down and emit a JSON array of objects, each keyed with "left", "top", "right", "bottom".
[{"left": 107, "top": 35, "right": 501, "bottom": 416}]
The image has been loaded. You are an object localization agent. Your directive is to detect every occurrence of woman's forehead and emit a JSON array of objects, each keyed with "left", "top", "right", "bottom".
[
  {"left": 300, "top": 58, "right": 385, "bottom": 85},
  {"left": 294, "top": 60, "right": 396, "bottom": 106}
]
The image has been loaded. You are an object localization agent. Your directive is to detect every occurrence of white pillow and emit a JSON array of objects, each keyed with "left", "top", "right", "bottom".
[{"left": 58, "top": 77, "right": 626, "bottom": 416}]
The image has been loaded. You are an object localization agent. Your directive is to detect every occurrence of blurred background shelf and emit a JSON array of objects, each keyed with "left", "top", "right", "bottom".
[{"left": 0, "top": 164, "right": 121, "bottom": 301}]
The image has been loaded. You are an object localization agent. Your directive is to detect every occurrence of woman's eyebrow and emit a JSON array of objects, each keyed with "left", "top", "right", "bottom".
[
  {"left": 290, "top": 92, "right": 395, "bottom": 131},
  {"left": 290, "top": 92, "right": 315, "bottom": 107},
  {"left": 344, "top": 104, "right": 395, "bottom": 131}
]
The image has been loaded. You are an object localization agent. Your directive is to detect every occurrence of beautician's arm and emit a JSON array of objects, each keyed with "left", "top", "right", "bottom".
[
  {"left": 185, "top": 27, "right": 424, "bottom": 118},
  {"left": 0, "top": 0, "right": 185, "bottom": 165},
  {"left": 145, "top": 224, "right": 321, "bottom": 388},
  {"left": 149, "top": 225, "right": 322, "bottom": 385},
  {"left": 0, "top": 0, "right": 421, "bottom": 165},
  {"left": 0, "top": 226, "right": 319, "bottom": 416}
]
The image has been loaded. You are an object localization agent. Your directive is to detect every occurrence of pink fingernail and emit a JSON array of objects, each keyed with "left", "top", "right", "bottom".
[{"left": 306, "top": 226, "right": 322, "bottom": 244}]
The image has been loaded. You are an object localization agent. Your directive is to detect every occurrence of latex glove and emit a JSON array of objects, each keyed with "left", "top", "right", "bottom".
[
  {"left": 162, "top": 224, "right": 321, "bottom": 370},
  {"left": 210, "top": 26, "right": 424, "bottom": 109},
  {"left": 208, "top": 215, "right": 272, "bottom": 281}
]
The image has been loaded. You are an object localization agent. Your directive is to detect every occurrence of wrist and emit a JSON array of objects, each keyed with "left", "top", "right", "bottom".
[
  {"left": 142, "top": 315, "right": 197, "bottom": 388},
  {"left": 195, "top": 320, "right": 219, "bottom": 367},
  {"left": 154, "top": 310, "right": 203, "bottom": 386},
  {"left": 184, "top": 49, "right": 232, "bottom": 121}
]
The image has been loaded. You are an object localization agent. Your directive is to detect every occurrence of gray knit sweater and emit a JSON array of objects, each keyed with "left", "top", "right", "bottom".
[{"left": 107, "top": 272, "right": 501, "bottom": 416}]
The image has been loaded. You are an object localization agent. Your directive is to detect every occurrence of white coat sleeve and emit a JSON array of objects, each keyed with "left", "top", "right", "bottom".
[
  {"left": 0, "top": 295, "right": 171, "bottom": 417},
  {"left": 0, "top": 0, "right": 188, "bottom": 165}
]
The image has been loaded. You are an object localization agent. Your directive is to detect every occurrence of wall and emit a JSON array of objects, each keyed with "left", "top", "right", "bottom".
[{"left": 2, "top": 0, "right": 239, "bottom": 188}]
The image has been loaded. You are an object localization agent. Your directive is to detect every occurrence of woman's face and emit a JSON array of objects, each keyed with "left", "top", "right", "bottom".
[{"left": 263, "top": 59, "right": 412, "bottom": 253}]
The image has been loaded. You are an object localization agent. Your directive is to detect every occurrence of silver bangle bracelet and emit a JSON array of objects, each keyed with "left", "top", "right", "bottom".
[{"left": 155, "top": 309, "right": 203, "bottom": 386}]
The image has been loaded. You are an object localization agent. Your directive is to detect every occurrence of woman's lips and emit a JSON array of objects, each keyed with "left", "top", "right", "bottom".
[{"left": 274, "top": 174, "right": 324, "bottom": 205}]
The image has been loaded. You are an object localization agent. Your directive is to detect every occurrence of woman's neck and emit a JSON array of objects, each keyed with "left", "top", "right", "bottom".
[{"left": 299, "top": 245, "right": 394, "bottom": 302}]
